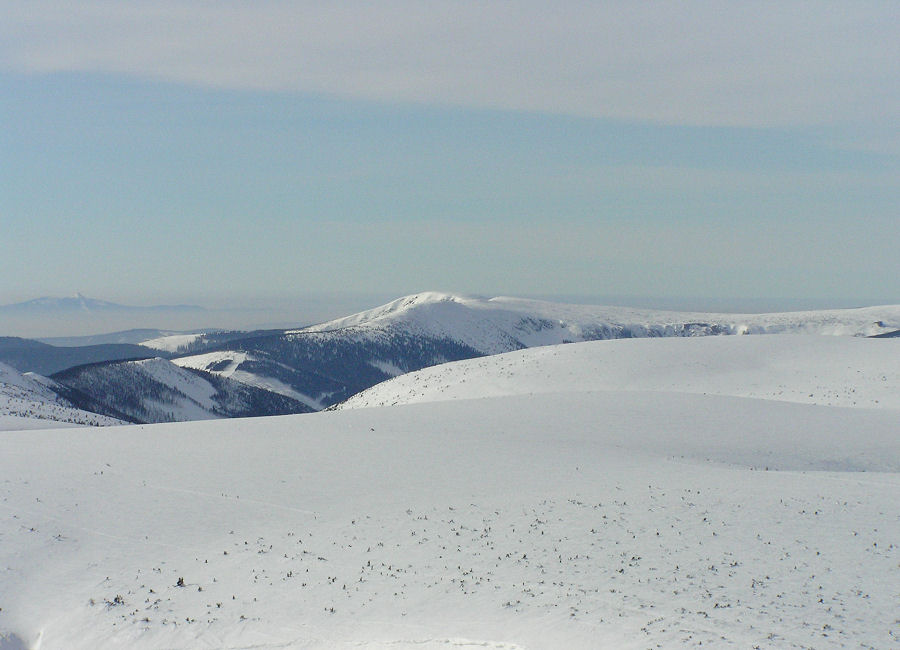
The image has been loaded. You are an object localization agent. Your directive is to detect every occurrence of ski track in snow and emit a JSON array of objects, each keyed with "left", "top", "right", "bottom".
[{"left": 172, "top": 353, "right": 325, "bottom": 410}]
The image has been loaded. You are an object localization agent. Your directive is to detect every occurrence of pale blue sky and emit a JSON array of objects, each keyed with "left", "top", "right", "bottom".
[{"left": 1, "top": 1, "right": 898, "bottom": 317}]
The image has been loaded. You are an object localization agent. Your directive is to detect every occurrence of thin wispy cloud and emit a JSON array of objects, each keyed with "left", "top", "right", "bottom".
[{"left": 2, "top": 1, "right": 898, "bottom": 128}]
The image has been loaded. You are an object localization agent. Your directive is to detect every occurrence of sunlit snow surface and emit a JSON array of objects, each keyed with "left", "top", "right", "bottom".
[
  {"left": 340, "top": 335, "right": 900, "bottom": 410},
  {"left": 1, "top": 336, "right": 899, "bottom": 649}
]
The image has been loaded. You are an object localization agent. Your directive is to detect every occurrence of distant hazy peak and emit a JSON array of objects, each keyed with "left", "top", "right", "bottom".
[{"left": 0, "top": 295, "right": 204, "bottom": 312}]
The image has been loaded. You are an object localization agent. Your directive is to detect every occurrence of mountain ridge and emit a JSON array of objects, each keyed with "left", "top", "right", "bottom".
[
  {"left": 301, "top": 291, "right": 900, "bottom": 354},
  {"left": 50, "top": 356, "right": 314, "bottom": 424},
  {"left": 4, "top": 292, "right": 900, "bottom": 429},
  {"left": 0, "top": 336, "right": 157, "bottom": 375},
  {"left": 169, "top": 292, "right": 900, "bottom": 414}
]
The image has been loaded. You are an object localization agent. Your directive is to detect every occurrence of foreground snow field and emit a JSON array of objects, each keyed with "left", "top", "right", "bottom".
[{"left": 1, "top": 337, "right": 898, "bottom": 649}]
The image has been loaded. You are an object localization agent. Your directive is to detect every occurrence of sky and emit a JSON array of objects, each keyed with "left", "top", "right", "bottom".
[{"left": 1, "top": 1, "right": 899, "bottom": 326}]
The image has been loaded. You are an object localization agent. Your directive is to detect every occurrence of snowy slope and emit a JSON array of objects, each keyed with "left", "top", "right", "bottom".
[
  {"left": 140, "top": 330, "right": 276, "bottom": 356},
  {"left": 170, "top": 350, "right": 252, "bottom": 378},
  {"left": 302, "top": 292, "right": 900, "bottom": 354},
  {"left": 171, "top": 329, "right": 480, "bottom": 411},
  {"left": 1, "top": 339, "right": 899, "bottom": 649},
  {"left": 341, "top": 335, "right": 900, "bottom": 410},
  {"left": 135, "top": 358, "right": 220, "bottom": 419},
  {"left": 0, "top": 361, "right": 124, "bottom": 430},
  {"left": 166, "top": 294, "right": 900, "bottom": 415},
  {"left": 51, "top": 357, "right": 313, "bottom": 424},
  {"left": 172, "top": 351, "right": 326, "bottom": 410}
]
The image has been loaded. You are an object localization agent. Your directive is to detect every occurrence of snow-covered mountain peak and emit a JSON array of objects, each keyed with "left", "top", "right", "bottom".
[
  {"left": 297, "top": 291, "right": 474, "bottom": 333},
  {"left": 300, "top": 293, "right": 900, "bottom": 356},
  {"left": 398, "top": 291, "right": 471, "bottom": 306}
]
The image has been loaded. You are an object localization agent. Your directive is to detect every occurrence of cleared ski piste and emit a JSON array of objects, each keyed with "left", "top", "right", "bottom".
[{"left": 1, "top": 336, "right": 898, "bottom": 649}]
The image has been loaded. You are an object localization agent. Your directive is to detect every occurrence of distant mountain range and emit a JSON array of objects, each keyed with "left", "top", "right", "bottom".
[
  {"left": 0, "top": 294, "right": 216, "bottom": 339},
  {"left": 0, "top": 294, "right": 204, "bottom": 314},
  {"left": 2, "top": 292, "right": 899, "bottom": 428},
  {"left": 0, "top": 337, "right": 156, "bottom": 376},
  {"left": 39, "top": 328, "right": 192, "bottom": 347}
]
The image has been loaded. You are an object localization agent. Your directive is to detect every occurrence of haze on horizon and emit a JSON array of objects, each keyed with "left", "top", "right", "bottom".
[
  {"left": 2, "top": 289, "right": 899, "bottom": 340},
  {"left": 2, "top": 1, "right": 898, "bottom": 316}
]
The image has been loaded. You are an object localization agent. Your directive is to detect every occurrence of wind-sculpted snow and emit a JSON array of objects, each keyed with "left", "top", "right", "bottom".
[
  {"left": 340, "top": 335, "right": 900, "bottom": 410},
  {"left": 0, "top": 389, "right": 898, "bottom": 648}
]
